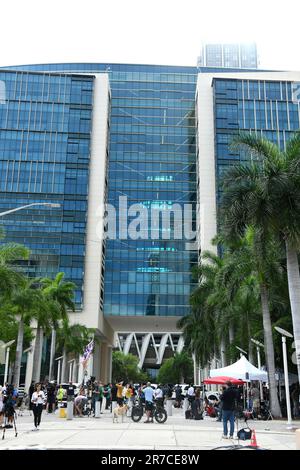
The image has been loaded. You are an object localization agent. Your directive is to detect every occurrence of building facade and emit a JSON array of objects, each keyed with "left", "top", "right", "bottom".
[
  {"left": 1, "top": 61, "right": 300, "bottom": 383},
  {"left": 198, "top": 43, "right": 258, "bottom": 69}
]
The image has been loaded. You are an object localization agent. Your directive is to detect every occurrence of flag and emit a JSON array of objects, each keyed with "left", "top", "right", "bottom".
[{"left": 81, "top": 339, "right": 94, "bottom": 370}]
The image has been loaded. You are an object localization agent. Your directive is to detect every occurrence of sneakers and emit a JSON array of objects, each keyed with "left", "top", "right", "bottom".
[{"left": 222, "top": 435, "right": 228, "bottom": 439}]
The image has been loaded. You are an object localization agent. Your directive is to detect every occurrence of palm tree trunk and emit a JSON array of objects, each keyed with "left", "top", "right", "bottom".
[
  {"left": 260, "top": 284, "right": 282, "bottom": 417},
  {"left": 285, "top": 240, "right": 300, "bottom": 385},
  {"left": 13, "top": 317, "right": 25, "bottom": 388},
  {"left": 247, "top": 314, "right": 254, "bottom": 364},
  {"left": 49, "top": 328, "right": 56, "bottom": 381},
  {"left": 229, "top": 323, "right": 234, "bottom": 343},
  {"left": 61, "top": 348, "right": 68, "bottom": 383},
  {"left": 32, "top": 326, "right": 43, "bottom": 382},
  {"left": 220, "top": 337, "right": 227, "bottom": 367}
]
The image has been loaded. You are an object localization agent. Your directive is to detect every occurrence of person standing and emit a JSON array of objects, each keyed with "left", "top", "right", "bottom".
[
  {"left": 46, "top": 382, "right": 56, "bottom": 414},
  {"left": 154, "top": 384, "right": 164, "bottom": 408},
  {"left": 31, "top": 383, "right": 46, "bottom": 431},
  {"left": 143, "top": 382, "right": 154, "bottom": 423},
  {"left": 56, "top": 384, "right": 65, "bottom": 407},
  {"left": 92, "top": 380, "right": 100, "bottom": 416},
  {"left": 110, "top": 383, "right": 118, "bottom": 412},
  {"left": 116, "top": 381, "right": 124, "bottom": 405},
  {"left": 28, "top": 381, "right": 35, "bottom": 413},
  {"left": 99, "top": 381, "right": 104, "bottom": 413},
  {"left": 250, "top": 383, "right": 261, "bottom": 417},
  {"left": 104, "top": 383, "right": 112, "bottom": 410},
  {"left": 187, "top": 384, "right": 195, "bottom": 405},
  {"left": 220, "top": 381, "right": 238, "bottom": 439}
]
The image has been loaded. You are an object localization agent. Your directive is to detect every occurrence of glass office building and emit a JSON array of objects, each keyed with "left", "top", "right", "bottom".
[
  {"left": 2, "top": 61, "right": 300, "bottom": 379},
  {"left": 213, "top": 77, "right": 300, "bottom": 201},
  {"left": 0, "top": 64, "right": 199, "bottom": 320},
  {"left": 198, "top": 43, "right": 258, "bottom": 69},
  {"left": 0, "top": 70, "right": 95, "bottom": 305}
]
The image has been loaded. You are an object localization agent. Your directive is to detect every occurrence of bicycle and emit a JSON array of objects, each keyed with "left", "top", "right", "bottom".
[{"left": 131, "top": 399, "right": 167, "bottom": 424}]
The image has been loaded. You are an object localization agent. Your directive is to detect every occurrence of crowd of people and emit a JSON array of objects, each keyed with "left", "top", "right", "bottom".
[{"left": 1, "top": 377, "right": 299, "bottom": 435}]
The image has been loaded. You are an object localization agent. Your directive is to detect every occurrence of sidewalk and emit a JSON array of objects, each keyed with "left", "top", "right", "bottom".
[{"left": 0, "top": 408, "right": 298, "bottom": 450}]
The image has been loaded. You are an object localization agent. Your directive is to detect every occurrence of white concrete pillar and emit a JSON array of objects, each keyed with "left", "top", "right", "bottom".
[
  {"left": 100, "top": 343, "right": 108, "bottom": 382},
  {"left": 25, "top": 335, "right": 37, "bottom": 392},
  {"left": 92, "top": 339, "right": 101, "bottom": 380},
  {"left": 107, "top": 346, "right": 112, "bottom": 383}
]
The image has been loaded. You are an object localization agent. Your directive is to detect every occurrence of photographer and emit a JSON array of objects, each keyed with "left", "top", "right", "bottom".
[
  {"left": 2, "top": 384, "right": 18, "bottom": 428},
  {"left": 0, "top": 386, "right": 4, "bottom": 427},
  {"left": 31, "top": 383, "right": 46, "bottom": 431}
]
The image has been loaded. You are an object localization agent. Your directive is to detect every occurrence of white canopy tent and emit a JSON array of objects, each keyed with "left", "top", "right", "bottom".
[{"left": 209, "top": 355, "right": 268, "bottom": 382}]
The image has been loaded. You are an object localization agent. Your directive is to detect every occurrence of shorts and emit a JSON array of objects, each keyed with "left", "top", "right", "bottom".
[{"left": 145, "top": 401, "right": 153, "bottom": 411}]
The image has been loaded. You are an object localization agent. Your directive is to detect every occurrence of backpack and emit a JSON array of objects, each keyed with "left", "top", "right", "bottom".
[{"left": 237, "top": 427, "right": 252, "bottom": 441}]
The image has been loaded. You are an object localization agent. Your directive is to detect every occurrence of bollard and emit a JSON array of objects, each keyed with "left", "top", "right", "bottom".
[
  {"left": 95, "top": 400, "right": 101, "bottom": 418},
  {"left": 166, "top": 399, "right": 173, "bottom": 416},
  {"left": 296, "top": 429, "right": 300, "bottom": 450},
  {"left": 67, "top": 400, "right": 73, "bottom": 420}
]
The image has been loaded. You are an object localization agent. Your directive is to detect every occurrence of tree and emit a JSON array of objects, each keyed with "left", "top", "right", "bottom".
[
  {"left": 223, "top": 132, "right": 300, "bottom": 385},
  {"left": 56, "top": 320, "right": 94, "bottom": 383},
  {"left": 157, "top": 352, "right": 193, "bottom": 384},
  {"left": 41, "top": 273, "right": 75, "bottom": 380},
  {"left": 9, "top": 277, "right": 44, "bottom": 387},
  {"left": 217, "top": 229, "right": 282, "bottom": 417},
  {"left": 112, "top": 351, "right": 148, "bottom": 383},
  {"left": 0, "top": 241, "right": 29, "bottom": 299}
]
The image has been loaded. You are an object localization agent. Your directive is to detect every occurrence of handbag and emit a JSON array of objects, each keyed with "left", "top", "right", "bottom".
[{"left": 237, "top": 427, "right": 252, "bottom": 440}]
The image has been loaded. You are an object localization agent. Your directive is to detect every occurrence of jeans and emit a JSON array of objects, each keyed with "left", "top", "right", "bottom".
[{"left": 222, "top": 410, "right": 235, "bottom": 436}]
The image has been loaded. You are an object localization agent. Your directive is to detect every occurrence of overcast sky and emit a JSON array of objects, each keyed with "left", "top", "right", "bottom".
[{"left": 1, "top": 0, "right": 300, "bottom": 70}]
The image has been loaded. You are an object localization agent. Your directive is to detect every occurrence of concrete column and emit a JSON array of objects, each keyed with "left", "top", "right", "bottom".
[
  {"left": 107, "top": 346, "right": 112, "bottom": 383},
  {"left": 25, "top": 334, "right": 37, "bottom": 392},
  {"left": 100, "top": 343, "right": 108, "bottom": 382},
  {"left": 92, "top": 339, "right": 101, "bottom": 380},
  {"left": 78, "top": 356, "right": 84, "bottom": 384}
]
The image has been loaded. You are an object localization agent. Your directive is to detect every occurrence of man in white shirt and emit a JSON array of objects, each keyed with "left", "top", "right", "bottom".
[
  {"left": 187, "top": 384, "right": 195, "bottom": 405},
  {"left": 153, "top": 384, "right": 164, "bottom": 408}
]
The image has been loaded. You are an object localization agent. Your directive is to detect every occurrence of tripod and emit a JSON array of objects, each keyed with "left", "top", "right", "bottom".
[{"left": 2, "top": 411, "right": 18, "bottom": 440}]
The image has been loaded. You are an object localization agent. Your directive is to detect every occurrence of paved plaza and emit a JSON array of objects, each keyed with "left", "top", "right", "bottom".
[{"left": 0, "top": 407, "right": 299, "bottom": 450}]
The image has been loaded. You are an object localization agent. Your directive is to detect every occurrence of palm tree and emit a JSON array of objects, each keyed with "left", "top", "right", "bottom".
[
  {"left": 41, "top": 273, "right": 75, "bottom": 380},
  {"left": 10, "top": 278, "right": 43, "bottom": 387},
  {"left": 0, "top": 241, "right": 29, "bottom": 298},
  {"left": 31, "top": 289, "right": 56, "bottom": 383},
  {"left": 217, "top": 229, "right": 282, "bottom": 416},
  {"left": 56, "top": 319, "right": 94, "bottom": 383},
  {"left": 222, "top": 132, "right": 300, "bottom": 385}
]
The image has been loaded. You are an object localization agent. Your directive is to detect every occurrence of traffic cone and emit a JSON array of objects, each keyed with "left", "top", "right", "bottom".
[{"left": 250, "top": 429, "right": 259, "bottom": 448}]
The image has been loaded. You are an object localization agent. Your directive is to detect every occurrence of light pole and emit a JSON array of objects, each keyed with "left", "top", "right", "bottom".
[
  {"left": 251, "top": 338, "right": 264, "bottom": 401},
  {"left": 274, "top": 326, "right": 293, "bottom": 428},
  {"left": 235, "top": 345, "right": 247, "bottom": 358},
  {"left": 0, "top": 202, "right": 60, "bottom": 218},
  {"left": 1, "top": 340, "right": 15, "bottom": 386}
]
